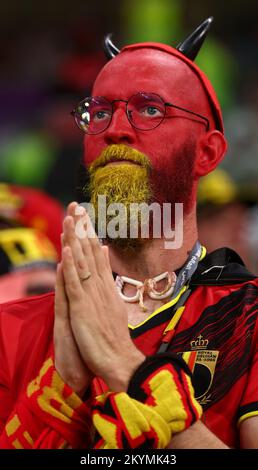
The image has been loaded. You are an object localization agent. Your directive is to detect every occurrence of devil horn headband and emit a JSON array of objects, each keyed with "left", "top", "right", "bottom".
[
  {"left": 176, "top": 17, "right": 213, "bottom": 60},
  {"left": 103, "top": 34, "right": 121, "bottom": 59},
  {"left": 103, "top": 16, "right": 213, "bottom": 61}
]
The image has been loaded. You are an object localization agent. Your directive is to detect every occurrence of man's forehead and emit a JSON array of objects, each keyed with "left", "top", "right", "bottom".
[{"left": 93, "top": 48, "right": 193, "bottom": 96}]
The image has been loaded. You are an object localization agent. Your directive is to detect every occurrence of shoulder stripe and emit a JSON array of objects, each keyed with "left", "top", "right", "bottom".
[
  {"left": 238, "top": 411, "right": 258, "bottom": 426},
  {"left": 237, "top": 401, "right": 258, "bottom": 424}
]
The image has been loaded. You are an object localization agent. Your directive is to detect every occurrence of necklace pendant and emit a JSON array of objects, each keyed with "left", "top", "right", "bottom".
[
  {"left": 115, "top": 275, "right": 142, "bottom": 303},
  {"left": 115, "top": 271, "right": 177, "bottom": 310},
  {"left": 148, "top": 271, "right": 177, "bottom": 300}
]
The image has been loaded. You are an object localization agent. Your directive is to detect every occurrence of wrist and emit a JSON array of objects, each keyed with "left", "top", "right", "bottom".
[
  {"left": 92, "top": 352, "right": 202, "bottom": 449},
  {"left": 54, "top": 360, "right": 92, "bottom": 397},
  {"left": 102, "top": 349, "right": 146, "bottom": 392}
]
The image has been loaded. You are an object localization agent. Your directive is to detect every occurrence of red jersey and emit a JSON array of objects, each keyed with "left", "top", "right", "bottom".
[{"left": 0, "top": 248, "right": 257, "bottom": 448}]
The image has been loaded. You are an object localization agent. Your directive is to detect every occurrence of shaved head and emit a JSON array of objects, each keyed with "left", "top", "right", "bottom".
[
  {"left": 93, "top": 45, "right": 221, "bottom": 133},
  {"left": 82, "top": 41, "right": 227, "bottom": 249}
]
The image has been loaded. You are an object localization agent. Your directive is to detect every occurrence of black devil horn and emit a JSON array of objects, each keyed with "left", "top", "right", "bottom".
[
  {"left": 176, "top": 17, "right": 213, "bottom": 60},
  {"left": 103, "top": 34, "right": 121, "bottom": 60}
]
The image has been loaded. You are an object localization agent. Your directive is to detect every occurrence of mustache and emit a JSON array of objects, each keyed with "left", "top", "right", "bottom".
[{"left": 88, "top": 144, "right": 152, "bottom": 173}]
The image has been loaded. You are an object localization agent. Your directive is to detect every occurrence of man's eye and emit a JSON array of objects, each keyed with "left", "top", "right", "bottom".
[
  {"left": 141, "top": 106, "right": 162, "bottom": 117},
  {"left": 91, "top": 110, "right": 111, "bottom": 122}
]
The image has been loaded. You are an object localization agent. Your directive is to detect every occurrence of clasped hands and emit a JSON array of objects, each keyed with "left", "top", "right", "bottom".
[{"left": 54, "top": 202, "right": 145, "bottom": 397}]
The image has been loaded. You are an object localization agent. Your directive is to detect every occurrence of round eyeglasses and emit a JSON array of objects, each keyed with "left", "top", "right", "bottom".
[{"left": 71, "top": 92, "right": 210, "bottom": 134}]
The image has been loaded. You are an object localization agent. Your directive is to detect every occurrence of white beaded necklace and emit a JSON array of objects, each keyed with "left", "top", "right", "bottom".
[
  {"left": 115, "top": 241, "right": 203, "bottom": 312},
  {"left": 115, "top": 271, "right": 177, "bottom": 311}
]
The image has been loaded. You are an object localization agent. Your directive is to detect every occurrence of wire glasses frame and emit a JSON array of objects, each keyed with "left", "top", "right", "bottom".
[{"left": 71, "top": 92, "right": 210, "bottom": 134}]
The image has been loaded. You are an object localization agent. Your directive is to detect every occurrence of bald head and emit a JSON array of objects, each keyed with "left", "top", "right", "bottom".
[
  {"left": 93, "top": 44, "right": 222, "bottom": 133},
  {"left": 84, "top": 41, "right": 227, "bottom": 193}
]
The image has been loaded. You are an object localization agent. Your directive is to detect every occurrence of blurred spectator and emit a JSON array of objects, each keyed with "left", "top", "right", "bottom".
[
  {"left": 0, "top": 130, "right": 57, "bottom": 189},
  {"left": 0, "top": 183, "right": 64, "bottom": 257},
  {"left": 0, "top": 224, "right": 57, "bottom": 302},
  {"left": 222, "top": 106, "right": 258, "bottom": 185},
  {"left": 197, "top": 169, "right": 258, "bottom": 274}
]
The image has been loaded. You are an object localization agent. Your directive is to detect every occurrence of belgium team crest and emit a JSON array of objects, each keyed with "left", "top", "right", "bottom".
[{"left": 181, "top": 335, "right": 219, "bottom": 406}]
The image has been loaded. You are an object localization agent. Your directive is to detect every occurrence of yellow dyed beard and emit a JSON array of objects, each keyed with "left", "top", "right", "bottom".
[{"left": 88, "top": 145, "right": 152, "bottom": 250}]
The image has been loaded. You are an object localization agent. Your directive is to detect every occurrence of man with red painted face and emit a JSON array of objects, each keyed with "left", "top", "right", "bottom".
[{"left": 0, "top": 18, "right": 258, "bottom": 450}]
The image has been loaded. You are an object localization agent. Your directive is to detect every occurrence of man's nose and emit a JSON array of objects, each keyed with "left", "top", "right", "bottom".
[{"left": 104, "top": 106, "right": 135, "bottom": 145}]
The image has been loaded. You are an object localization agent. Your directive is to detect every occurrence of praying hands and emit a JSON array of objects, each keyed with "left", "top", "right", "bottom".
[{"left": 54, "top": 202, "right": 145, "bottom": 395}]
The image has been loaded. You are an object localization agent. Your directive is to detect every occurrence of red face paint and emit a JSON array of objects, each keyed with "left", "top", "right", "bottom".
[{"left": 83, "top": 46, "right": 222, "bottom": 212}]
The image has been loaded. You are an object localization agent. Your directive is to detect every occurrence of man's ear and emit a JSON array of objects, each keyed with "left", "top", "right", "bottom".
[{"left": 194, "top": 130, "right": 227, "bottom": 178}]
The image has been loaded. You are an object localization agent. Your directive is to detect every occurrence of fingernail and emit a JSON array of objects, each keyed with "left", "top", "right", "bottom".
[{"left": 76, "top": 204, "right": 86, "bottom": 216}]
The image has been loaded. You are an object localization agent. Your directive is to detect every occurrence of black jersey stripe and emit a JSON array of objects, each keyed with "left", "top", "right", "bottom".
[{"left": 237, "top": 401, "right": 258, "bottom": 420}]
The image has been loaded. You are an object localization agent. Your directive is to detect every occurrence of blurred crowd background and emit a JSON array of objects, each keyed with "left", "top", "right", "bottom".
[{"left": 0, "top": 0, "right": 258, "bottom": 302}]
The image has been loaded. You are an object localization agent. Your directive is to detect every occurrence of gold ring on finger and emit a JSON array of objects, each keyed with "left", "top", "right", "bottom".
[{"left": 80, "top": 271, "right": 92, "bottom": 282}]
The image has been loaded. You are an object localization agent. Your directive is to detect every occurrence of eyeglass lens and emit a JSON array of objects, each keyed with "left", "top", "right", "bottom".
[
  {"left": 74, "top": 93, "right": 166, "bottom": 134},
  {"left": 127, "top": 93, "right": 165, "bottom": 130}
]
